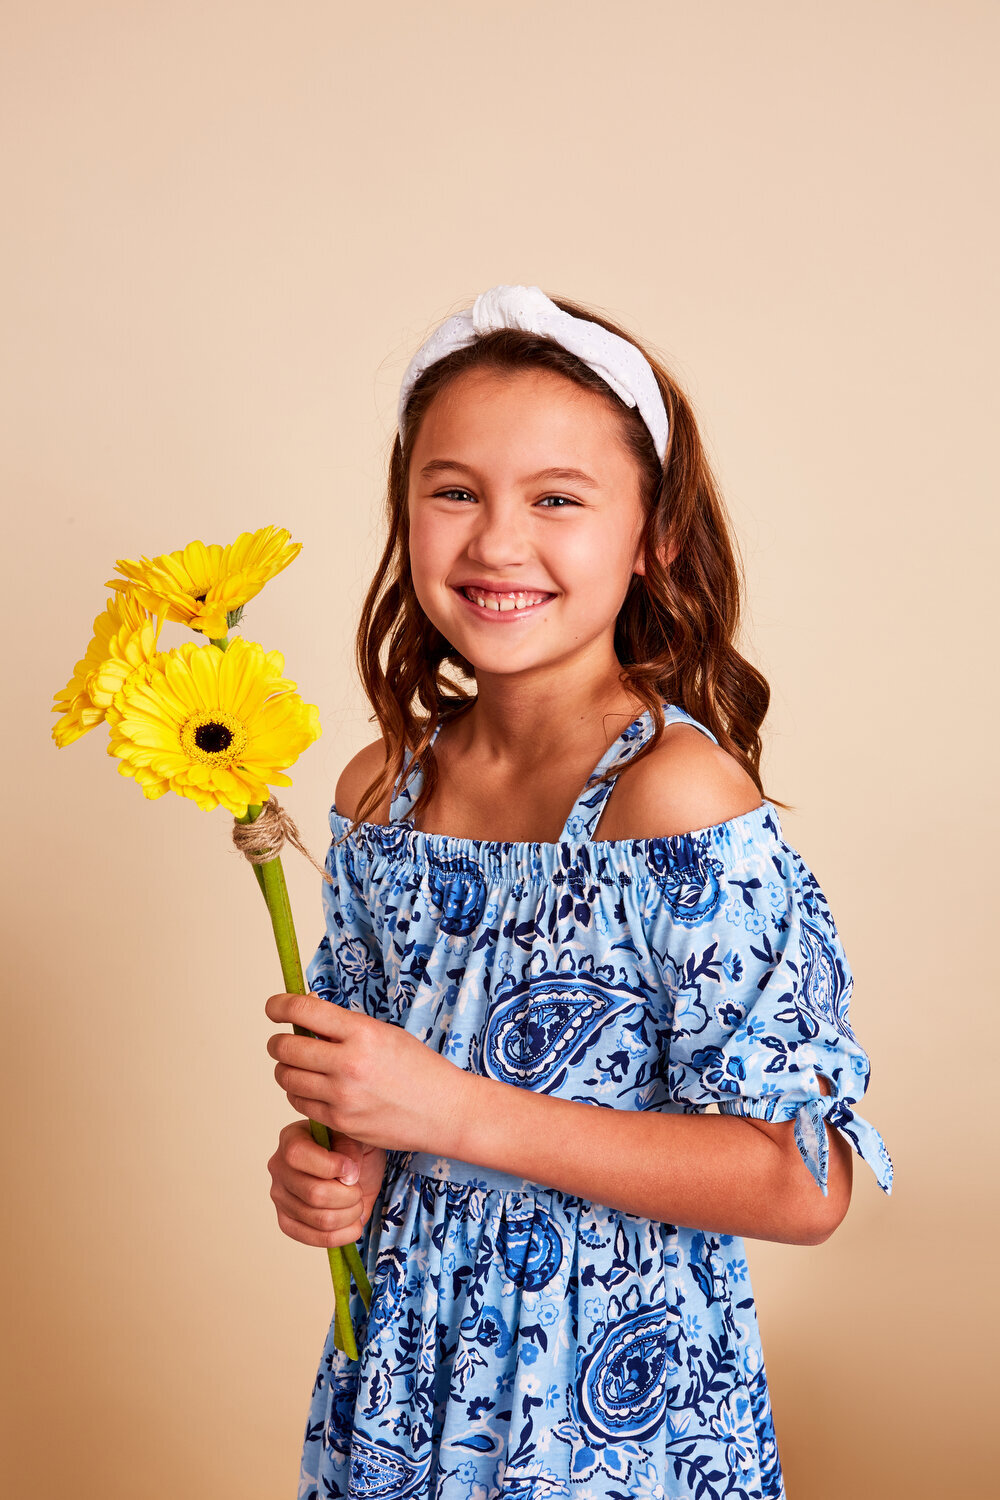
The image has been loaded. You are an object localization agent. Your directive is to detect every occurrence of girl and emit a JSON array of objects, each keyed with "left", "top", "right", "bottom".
[{"left": 264, "top": 284, "right": 892, "bottom": 1500}]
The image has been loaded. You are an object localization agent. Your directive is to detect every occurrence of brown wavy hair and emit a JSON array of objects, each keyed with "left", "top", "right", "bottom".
[{"left": 345, "top": 292, "right": 784, "bottom": 838}]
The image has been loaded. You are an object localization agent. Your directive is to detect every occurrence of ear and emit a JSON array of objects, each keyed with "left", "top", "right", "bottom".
[{"left": 633, "top": 536, "right": 679, "bottom": 577}]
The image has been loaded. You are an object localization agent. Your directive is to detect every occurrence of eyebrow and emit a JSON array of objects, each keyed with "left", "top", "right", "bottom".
[{"left": 418, "top": 459, "right": 600, "bottom": 488}]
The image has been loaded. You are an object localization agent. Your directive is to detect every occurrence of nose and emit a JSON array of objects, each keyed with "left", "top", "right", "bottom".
[{"left": 465, "top": 500, "right": 531, "bottom": 570}]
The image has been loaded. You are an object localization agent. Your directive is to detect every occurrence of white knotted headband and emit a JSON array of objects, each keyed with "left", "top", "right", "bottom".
[{"left": 397, "top": 284, "right": 669, "bottom": 463}]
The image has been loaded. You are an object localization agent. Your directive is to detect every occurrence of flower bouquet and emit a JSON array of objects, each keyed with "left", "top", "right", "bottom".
[{"left": 52, "top": 526, "right": 371, "bottom": 1359}]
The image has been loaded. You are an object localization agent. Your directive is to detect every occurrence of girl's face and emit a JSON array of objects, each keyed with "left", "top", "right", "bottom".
[{"left": 406, "top": 367, "right": 649, "bottom": 686}]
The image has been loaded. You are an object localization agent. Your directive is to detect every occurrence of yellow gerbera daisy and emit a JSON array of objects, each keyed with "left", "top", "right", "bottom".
[
  {"left": 106, "top": 637, "right": 321, "bottom": 815},
  {"left": 52, "top": 594, "right": 160, "bottom": 747},
  {"left": 107, "top": 525, "right": 302, "bottom": 640}
]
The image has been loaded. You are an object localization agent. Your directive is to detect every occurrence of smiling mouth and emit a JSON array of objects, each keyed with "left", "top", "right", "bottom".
[{"left": 458, "top": 586, "right": 556, "bottom": 613}]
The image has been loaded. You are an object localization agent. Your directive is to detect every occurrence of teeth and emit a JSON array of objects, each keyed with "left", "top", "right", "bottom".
[{"left": 463, "top": 587, "right": 550, "bottom": 612}]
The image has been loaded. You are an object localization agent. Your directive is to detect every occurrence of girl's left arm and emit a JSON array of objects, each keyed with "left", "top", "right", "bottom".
[
  {"left": 265, "top": 991, "right": 852, "bottom": 1248},
  {"left": 459, "top": 1059, "right": 854, "bottom": 1246}
]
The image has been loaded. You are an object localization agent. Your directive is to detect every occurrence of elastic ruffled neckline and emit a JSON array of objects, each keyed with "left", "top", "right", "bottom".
[{"left": 327, "top": 798, "right": 783, "bottom": 887}]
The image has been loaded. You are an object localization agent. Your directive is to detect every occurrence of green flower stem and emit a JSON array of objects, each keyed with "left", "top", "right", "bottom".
[
  {"left": 330, "top": 1245, "right": 354, "bottom": 1355},
  {"left": 237, "top": 803, "right": 372, "bottom": 1357},
  {"left": 255, "top": 840, "right": 307, "bottom": 995},
  {"left": 343, "top": 1241, "right": 373, "bottom": 1312}
]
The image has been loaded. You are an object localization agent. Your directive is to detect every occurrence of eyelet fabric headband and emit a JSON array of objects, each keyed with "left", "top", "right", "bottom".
[{"left": 397, "top": 284, "right": 669, "bottom": 463}]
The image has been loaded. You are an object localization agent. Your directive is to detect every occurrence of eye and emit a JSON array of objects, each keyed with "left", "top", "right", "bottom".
[{"left": 431, "top": 488, "right": 580, "bottom": 508}]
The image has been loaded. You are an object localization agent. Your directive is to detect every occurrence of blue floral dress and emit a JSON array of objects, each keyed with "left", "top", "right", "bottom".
[{"left": 300, "top": 702, "right": 892, "bottom": 1500}]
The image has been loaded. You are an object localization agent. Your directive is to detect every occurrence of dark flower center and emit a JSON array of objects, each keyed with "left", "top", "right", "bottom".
[{"left": 194, "top": 721, "right": 233, "bottom": 753}]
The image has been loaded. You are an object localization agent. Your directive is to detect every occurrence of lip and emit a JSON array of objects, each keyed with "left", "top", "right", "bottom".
[
  {"left": 452, "top": 584, "right": 556, "bottom": 621},
  {"left": 456, "top": 579, "right": 556, "bottom": 593}
]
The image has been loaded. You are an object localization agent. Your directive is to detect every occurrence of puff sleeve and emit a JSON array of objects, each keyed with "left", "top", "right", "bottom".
[
  {"left": 305, "top": 820, "right": 387, "bottom": 1018},
  {"left": 647, "top": 807, "right": 892, "bottom": 1197}
]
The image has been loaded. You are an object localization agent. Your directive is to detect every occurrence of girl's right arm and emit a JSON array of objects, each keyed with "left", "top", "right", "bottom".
[
  {"left": 267, "top": 1122, "right": 386, "bottom": 1248},
  {"left": 268, "top": 746, "right": 392, "bottom": 1250}
]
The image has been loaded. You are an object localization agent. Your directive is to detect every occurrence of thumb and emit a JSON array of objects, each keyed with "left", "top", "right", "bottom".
[{"left": 329, "top": 1129, "right": 364, "bottom": 1162}]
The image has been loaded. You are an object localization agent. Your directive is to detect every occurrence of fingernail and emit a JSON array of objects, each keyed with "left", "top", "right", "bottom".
[{"left": 341, "top": 1163, "right": 359, "bottom": 1184}]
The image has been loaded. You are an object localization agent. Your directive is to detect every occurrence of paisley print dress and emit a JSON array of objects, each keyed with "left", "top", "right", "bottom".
[{"left": 299, "top": 703, "right": 892, "bottom": 1500}]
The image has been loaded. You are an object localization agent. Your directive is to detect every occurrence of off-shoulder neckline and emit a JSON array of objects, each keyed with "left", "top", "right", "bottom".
[{"left": 327, "top": 798, "right": 780, "bottom": 854}]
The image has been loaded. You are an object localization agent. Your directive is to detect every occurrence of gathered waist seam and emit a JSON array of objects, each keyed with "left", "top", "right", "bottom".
[
  {"left": 399, "top": 1150, "right": 546, "bottom": 1197},
  {"left": 392, "top": 1152, "right": 679, "bottom": 1228}
]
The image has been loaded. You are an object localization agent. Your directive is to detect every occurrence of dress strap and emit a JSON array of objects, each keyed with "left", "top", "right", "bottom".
[
  {"left": 387, "top": 724, "right": 443, "bottom": 824},
  {"left": 389, "top": 705, "right": 720, "bottom": 839},
  {"left": 557, "top": 703, "right": 719, "bottom": 842}
]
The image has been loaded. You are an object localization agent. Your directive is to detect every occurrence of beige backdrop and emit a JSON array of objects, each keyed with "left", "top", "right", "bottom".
[{"left": 2, "top": 2, "right": 995, "bottom": 1496}]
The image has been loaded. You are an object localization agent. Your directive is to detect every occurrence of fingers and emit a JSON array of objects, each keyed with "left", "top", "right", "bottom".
[
  {"left": 272, "top": 1200, "right": 364, "bottom": 1249},
  {"left": 276, "top": 1159, "right": 361, "bottom": 1211},
  {"left": 284, "top": 1093, "right": 333, "bottom": 1129},
  {"left": 266, "top": 1031, "right": 336, "bottom": 1074},
  {"left": 269, "top": 1173, "right": 363, "bottom": 1239},
  {"left": 278, "top": 1120, "right": 360, "bottom": 1181},
  {"left": 265, "top": 1004, "right": 381, "bottom": 1137},
  {"left": 266, "top": 1034, "right": 341, "bottom": 1119},
  {"left": 271, "top": 1060, "right": 334, "bottom": 1106},
  {"left": 268, "top": 1122, "right": 365, "bottom": 1249},
  {"left": 266, "top": 1034, "right": 364, "bottom": 1119},
  {"left": 265, "top": 991, "right": 369, "bottom": 1040}
]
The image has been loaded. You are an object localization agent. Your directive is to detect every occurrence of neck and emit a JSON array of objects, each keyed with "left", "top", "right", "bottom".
[{"left": 446, "top": 660, "right": 646, "bottom": 773}]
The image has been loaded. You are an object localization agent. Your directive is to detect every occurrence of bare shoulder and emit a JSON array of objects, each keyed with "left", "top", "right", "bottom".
[
  {"left": 603, "top": 724, "right": 763, "bottom": 840},
  {"left": 334, "top": 737, "right": 392, "bottom": 822}
]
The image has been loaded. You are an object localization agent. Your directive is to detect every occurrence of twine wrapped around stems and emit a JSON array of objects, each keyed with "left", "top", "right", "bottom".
[{"left": 231, "top": 795, "right": 333, "bottom": 883}]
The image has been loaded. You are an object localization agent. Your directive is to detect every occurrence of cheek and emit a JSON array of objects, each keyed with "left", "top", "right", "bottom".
[
  {"left": 407, "top": 516, "right": 457, "bottom": 626},
  {"left": 406, "top": 515, "right": 436, "bottom": 596},
  {"left": 408, "top": 508, "right": 452, "bottom": 578},
  {"left": 560, "top": 522, "right": 638, "bottom": 596}
]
